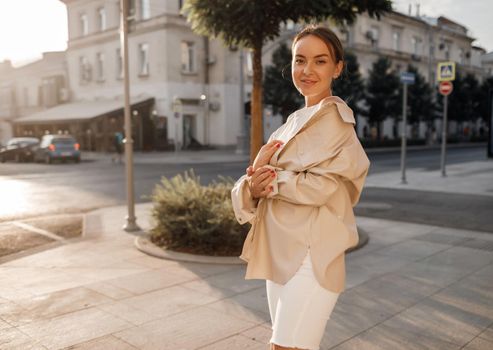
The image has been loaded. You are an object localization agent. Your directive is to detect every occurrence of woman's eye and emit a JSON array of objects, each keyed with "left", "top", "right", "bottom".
[
  {"left": 295, "top": 59, "right": 304, "bottom": 64},
  {"left": 316, "top": 60, "right": 326, "bottom": 64}
]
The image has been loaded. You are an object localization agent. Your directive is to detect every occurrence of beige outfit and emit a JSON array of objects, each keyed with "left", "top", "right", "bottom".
[{"left": 231, "top": 96, "right": 370, "bottom": 293}]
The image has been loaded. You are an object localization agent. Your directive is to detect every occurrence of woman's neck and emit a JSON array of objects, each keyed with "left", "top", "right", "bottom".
[{"left": 305, "top": 90, "right": 333, "bottom": 108}]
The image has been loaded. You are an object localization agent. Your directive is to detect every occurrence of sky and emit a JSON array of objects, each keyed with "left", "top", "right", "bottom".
[{"left": 0, "top": 0, "right": 491, "bottom": 67}]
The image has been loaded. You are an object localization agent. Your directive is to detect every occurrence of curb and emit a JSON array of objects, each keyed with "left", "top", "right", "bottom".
[{"left": 134, "top": 227, "right": 370, "bottom": 264}]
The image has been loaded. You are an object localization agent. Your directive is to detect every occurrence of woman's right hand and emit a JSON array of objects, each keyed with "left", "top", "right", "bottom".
[{"left": 248, "top": 166, "right": 276, "bottom": 199}]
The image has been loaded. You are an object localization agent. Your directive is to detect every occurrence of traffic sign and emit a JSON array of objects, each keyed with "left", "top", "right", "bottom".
[
  {"left": 439, "top": 81, "right": 453, "bottom": 96},
  {"left": 400, "top": 72, "right": 415, "bottom": 85},
  {"left": 437, "top": 61, "right": 456, "bottom": 81}
]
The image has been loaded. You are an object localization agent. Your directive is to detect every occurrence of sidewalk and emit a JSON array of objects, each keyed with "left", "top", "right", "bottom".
[
  {"left": 82, "top": 142, "right": 487, "bottom": 165},
  {"left": 0, "top": 159, "right": 492, "bottom": 349}
]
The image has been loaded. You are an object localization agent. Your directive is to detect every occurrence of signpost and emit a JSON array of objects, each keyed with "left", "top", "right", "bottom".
[
  {"left": 399, "top": 72, "right": 415, "bottom": 184},
  {"left": 437, "top": 61, "right": 455, "bottom": 177}
]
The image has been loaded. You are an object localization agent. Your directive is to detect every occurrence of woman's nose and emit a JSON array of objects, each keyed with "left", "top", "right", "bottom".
[{"left": 303, "top": 61, "right": 314, "bottom": 75}]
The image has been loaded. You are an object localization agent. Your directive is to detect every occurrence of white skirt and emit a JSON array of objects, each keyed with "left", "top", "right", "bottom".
[{"left": 266, "top": 249, "right": 340, "bottom": 350}]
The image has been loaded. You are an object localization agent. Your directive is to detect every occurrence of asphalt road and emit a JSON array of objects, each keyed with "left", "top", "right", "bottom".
[{"left": 0, "top": 145, "right": 491, "bottom": 232}]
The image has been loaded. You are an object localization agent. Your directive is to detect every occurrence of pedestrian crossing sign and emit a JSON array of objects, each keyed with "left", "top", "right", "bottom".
[{"left": 437, "top": 61, "right": 456, "bottom": 81}]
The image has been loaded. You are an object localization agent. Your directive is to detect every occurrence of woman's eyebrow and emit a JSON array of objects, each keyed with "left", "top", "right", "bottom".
[{"left": 294, "top": 54, "right": 330, "bottom": 58}]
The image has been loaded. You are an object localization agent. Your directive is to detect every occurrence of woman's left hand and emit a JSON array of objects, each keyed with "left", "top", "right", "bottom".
[{"left": 252, "top": 140, "right": 283, "bottom": 171}]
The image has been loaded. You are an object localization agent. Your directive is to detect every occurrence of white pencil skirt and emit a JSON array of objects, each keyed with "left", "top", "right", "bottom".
[{"left": 266, "top": 249, "right": 340, "bottom": 350}]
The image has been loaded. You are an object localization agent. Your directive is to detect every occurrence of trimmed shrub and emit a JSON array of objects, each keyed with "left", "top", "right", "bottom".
[{"left": 150, "top": 170, "right": 250, "bottom": 256}]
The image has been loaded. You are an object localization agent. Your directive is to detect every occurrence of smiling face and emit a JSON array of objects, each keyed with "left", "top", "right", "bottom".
[{"left": 292, "top": 34, "right": 343, "bottom": 107}]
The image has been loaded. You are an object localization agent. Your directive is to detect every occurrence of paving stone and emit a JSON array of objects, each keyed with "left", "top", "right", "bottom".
[
  {"left": 391, "top": 260, "right": 472, "bottom": 287},
  {"left": 462, "top": 336, "right": 493, "bottom": 350},
  {"left": 0, "top": 287, "right": 112, "bottom": 327},
  {"left": 205, "top": 298, "right": 270, "bottom": 324},
  {"left": 180, "top": 278, "right": 237, "bottom": 300},
  {"left": 201, "top": 268, "right": 264, "bottom": 294},
  {"left": 64, "top": 335, "right": 138, "bottom": 349},
  {"left": 114, "top": 306, "right": 254, "bottom": 349},
  {"left": 227, "top": 286, "right": 270, "bottom": 315},
  {"left": 97, "top": 300, "right": 157, "bottom": 326},
  {"left": 379, "top": 296, "right": 492, "bottom": 346},
  {"left": 330, "top": 321, "right": 462, "bottom": 350},
  {"left": 346, "top": 251, "right": 415, "bottom": 277},
  {"left": 320, "top": 299, "right": 393, "bottom": 349},
  {"left": 18, "top": 307, "right": 131, "bottom": 349},
  {"left": 118, "top": 285, "right": 219, "bottom": 319},
  {"left": 372, "top": 239, "right": 452, "bottom": 260},
  {"left": 0, "top": 327, "right": 47, "bottom": 349},
  {"left": 240, "top": 324, "right": 273, "bottom": 345},
  {"left": 417, "top": 246, "right": 493, "bottom": 271},
  {"left": 105, "top": 268, "right": 196, "bottom": 295},
  {"left": 199, "top": 334, "right": 267, "bottom": 350},
  {"left": 478, "top": 327, "right": 493, "bottom": 342},
  {"left": 338, "top": 272, "right": 441, "bottom": 315},
  {"left": 84, "top": 281, "right": 134, "bottom": 300}
]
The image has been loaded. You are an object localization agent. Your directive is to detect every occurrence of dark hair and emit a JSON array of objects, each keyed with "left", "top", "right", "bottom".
[{"left": 292, "top": 25, "right": 344, "bottom": 68}]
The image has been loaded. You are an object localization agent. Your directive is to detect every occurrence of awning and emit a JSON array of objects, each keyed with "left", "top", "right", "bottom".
[{"left": 14, "top": 95, "right": 154, "bottom": 124}]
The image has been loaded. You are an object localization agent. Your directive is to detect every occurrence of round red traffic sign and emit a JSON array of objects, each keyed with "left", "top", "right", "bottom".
[{"left": 439, "top": 81, "right": 453, "bottom": 96}]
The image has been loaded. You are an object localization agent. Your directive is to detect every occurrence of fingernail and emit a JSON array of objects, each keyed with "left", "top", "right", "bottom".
[{"left": 276, "top": 144, "right": 280, "bottom": 148}]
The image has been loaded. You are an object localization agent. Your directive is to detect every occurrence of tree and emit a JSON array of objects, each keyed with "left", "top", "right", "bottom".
[
  {"left": 332, "top": 50, "right": 364, "bottom": 125},
  {"left": 183, "top": 0, "right": 392, "bottom": 162},
  {"left": 364, "top": 57, "right": 400, "bottom": 139},
  {"left": 263, "top": 43, "right": 303, "bottom": 122},
  {"left": 479, "top": 77, "right": 493, "bottom": 125},
  {"left": 406, "top": 64, "right": 433, "bottom": 138}
]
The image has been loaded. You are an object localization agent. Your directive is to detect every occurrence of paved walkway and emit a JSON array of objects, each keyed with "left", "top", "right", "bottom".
[{"left": 1, "top": 157, "right": 492, "bottom": 349}]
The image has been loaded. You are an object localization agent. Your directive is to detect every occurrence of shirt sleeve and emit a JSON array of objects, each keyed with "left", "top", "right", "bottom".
[
  {"left": 231, "top": 174, "right": 259, "bottom": 225},
  {"left": 266, "top": 140, "right": 370, "bottom": 207}
]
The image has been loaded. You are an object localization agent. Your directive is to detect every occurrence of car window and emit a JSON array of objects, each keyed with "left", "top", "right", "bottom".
[{"left": 52, "top": 138, "right": 76, "bottom": 145}]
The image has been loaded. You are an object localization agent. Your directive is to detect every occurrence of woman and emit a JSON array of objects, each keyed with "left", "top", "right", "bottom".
[{"left": 231, "top": 25, "right": 370, "bottom": 350}]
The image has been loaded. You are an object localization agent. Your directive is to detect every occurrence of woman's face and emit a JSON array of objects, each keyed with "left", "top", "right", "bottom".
[{"left": 292, "top": 34, "right": 343, "bottom": 106}]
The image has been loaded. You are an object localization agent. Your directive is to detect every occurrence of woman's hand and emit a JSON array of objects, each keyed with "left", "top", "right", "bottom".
[
  {"left": 252, "top": 140, "right": 284, "bottom": 171},
  {"left": 247, "top": 166, "right": 276, "bottom": 199}
]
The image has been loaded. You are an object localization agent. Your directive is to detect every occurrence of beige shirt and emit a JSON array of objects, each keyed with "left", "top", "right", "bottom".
[{"left": 231, "top": 96, "right": 370, "bottom": 293}]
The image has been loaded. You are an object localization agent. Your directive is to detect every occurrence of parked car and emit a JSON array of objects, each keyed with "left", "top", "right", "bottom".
[
  {"left": 0, "top": 137, "right": 39, "bottom": 163},
  {"left": 34, "top": 135, "right": 81, "bottom": 164}
]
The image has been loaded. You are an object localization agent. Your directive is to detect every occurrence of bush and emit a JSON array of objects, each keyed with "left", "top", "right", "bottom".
[{"left": 149, "top": 170, "right": 250, "bottom": 256}]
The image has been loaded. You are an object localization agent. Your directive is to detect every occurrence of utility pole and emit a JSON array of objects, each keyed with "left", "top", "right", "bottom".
[
  {"left": 120, "top": 0, "right": 140, "bottom": 232},
  {"left": 236, "top": 49, "right": 248, "bottom": 154},
  {"left": 399, "top": 72, "right": 415, "bottom": 184}
]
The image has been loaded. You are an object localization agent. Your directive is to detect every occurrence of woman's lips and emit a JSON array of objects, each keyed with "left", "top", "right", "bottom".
[{"left": 300, "top": 79, "right": 317, "bottom": 87}]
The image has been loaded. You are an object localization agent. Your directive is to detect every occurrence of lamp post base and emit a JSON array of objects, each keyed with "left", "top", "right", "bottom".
[{"left": 123, "top": 216, "right": 141, "bottom": 232}]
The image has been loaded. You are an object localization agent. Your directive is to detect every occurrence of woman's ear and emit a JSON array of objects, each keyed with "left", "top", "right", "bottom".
[{"left": 333, "top": 61, "right": 344, "bottom": 79}]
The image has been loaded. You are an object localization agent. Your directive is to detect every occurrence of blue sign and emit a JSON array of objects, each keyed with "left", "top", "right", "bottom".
[{"left": 400, "top": 72, "right": 415, "bottom": 85}]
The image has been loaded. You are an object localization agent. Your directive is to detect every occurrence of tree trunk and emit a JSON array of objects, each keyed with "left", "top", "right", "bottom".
[{"left": 250, "top": 42, "right": 263, "bottom": 164}]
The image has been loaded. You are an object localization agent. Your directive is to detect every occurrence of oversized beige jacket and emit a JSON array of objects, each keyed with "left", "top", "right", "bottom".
[{"left": 231, "top": 96, "right": 370, "bottom": 293}]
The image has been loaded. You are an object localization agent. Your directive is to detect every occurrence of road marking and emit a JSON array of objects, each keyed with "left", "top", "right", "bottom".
[{"left": 11, "top": 222, "right": 67, "bottom": 243}]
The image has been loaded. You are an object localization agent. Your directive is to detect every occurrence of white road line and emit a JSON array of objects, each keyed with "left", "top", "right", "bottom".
[{"left": 11, "top": 222, "right": 67, "bottom": 242}]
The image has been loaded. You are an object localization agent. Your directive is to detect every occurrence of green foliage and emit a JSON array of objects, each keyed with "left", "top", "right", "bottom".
[
  {"left": 406, "top": 64, "right": 434, "bottom": 127},
  {"left": 364, "top": 57, "right": 400, "bottom": 139},
  {"left": 436, "top": 71, "right": 481, "bottom": 123},
  {"left": 150, "top": 170, "right": 250, "bottom": 256},
  {"left": 263, "top": 43, "right": 304, "bottom": 121},
  {"left": 479, "top": 77, "right": 493, "bottom": 124},
  {"left": 333, "top": 50, "right": 364, "bottom": 116},
  {"left": 183, "top": 0, "right": 392, "bottom": 49}
]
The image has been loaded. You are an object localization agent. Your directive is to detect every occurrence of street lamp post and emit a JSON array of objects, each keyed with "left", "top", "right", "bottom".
[{"left": 120, "top": 0, "right": 140, "bottom": 232}]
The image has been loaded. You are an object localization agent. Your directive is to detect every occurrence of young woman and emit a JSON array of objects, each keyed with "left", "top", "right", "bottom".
[{"left": 231, "top": 25, "right": 371, "bottom": 350}]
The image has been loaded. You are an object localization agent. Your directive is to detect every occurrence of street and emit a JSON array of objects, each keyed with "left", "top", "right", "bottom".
[{"left": 0, "top": 145, "right": 491, "bottom": 232}]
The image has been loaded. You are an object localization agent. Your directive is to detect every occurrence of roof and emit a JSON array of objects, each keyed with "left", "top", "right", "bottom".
[{"left": 14, "top": 95, "right": 154, "bottom": 124}]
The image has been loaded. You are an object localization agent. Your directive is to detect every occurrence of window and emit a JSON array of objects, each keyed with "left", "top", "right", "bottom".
[
  {"left": 246, "top": 51, "right": 253, "bottom": 76},
  {"left": 369, "top": 26, "right": 379, "bottom": 48},
  {"left": 181, "top": 41, "right": 195, "bottom": 73},
  {"left": 97, "top": 7, "right": 106, "bottom": 31},
  {"left": 140, "top": 0, "right": 150, "bottom": 19},
  {"left": 412, "top": 36, "right": 422, "bottom": 55},
  {"left": 79, "top": 56, "right": 91, "bottom": 83},
  {"left": 116, "top": 48, "right": 123, "bottom": 79},
  {"left": 444, "top": 42, "right": 451, "bottom": 60},
  {"left": 459, "top": 48, "right": 465, "bottom": 64},
  {"left": 139, "top": 43, "right": 149, "bottom": 76},
  {"left": 392, "top": 31, "right": 401, "bottom": 51},
  {"left": 80, "top": 13, "right": 88, "bottom": 36},
  {"left": 96, "top": 52, "right": 105, "bottom": 81}
]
